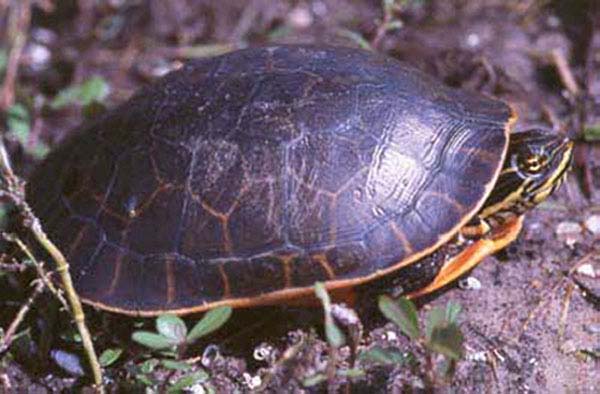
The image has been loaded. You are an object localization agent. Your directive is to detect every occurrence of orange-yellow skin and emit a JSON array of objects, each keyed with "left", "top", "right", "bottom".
[{"left": 407, "top": 216, "right": 523, "bottom": 298}]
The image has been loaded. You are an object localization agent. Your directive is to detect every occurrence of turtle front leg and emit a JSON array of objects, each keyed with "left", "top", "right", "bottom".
[{"left": 406, "top": 216, "right": 524, "bottom": 299}]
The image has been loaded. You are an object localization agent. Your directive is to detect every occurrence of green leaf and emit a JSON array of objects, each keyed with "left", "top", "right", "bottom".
[
  {"left": 161, "top": 359, "right": 191, "bottom": 371},
  {"left": 180, "top": 43, "right": 235, "bottom": 59},
  {"left": 384, "top": 20, "right": 404, "bottom": 31},
  {"left": 425, "top": 306, "right": 445, "bottom": 342},
  {"left": 302, "top": 373, "right": 327, "bottom": 387},
  {"left": 335, "top": 28, "right": 373, "bottom": 51},
  {"left": 383, "top": 0, "right": 396, "bottom": 12},
  {"left": 445, "top": 302, "right": 462, "bottom": 324},
  {"left": 428, "top": 323, "right": 464, "bottom": 360},
  {"left": 359, "top": 346, "right": 407, "bottom": 365},
  {"left": 6, "top": 103, "right": 30, "bottom": 145},
  {"left": 314, "top": 282, "right": 345, "bottom": 348},
  {"left": 583, "top": 124, "right": 600, "bottom": 142},
  {"left": 139, "top": 358, "right": 159, "bottom": 374},
  {"left": 50, "top": 76, "right": 110, "bottom": 109},
  {"left": 338, "top": 368, "right": 365, "bottom": 378},
  {"left": 186, "top": 306, "right": 232, "bottom": 342},
  {"left": 79, "top": 76, "right": 110, "bottom": 106},
  {"left": 136, "top": 373, "right": 155, "bottom": 387},
  {"left": 0, "top": 48, "right": 7, "bottom": 74},
  {"left": 156, "top": 314, "right": 187, "bottom": 344},
  {"left": 167, "top": 370, "right": 209, "bottom": 393},
  {"left": 31, "top": 142, "right": 50, "bottom": 159},
  {"left": 99, "top": 348, "right": 123, "bottom": 367},
  {"left": 378, "top": 295, "right": 420, "bottom": 340},
  {"left": 132, "top": 331, "right": 176, "bottom": 350}
]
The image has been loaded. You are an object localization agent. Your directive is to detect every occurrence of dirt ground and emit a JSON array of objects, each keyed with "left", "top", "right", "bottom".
[{"left": 0, "top": 0, "right": 599, "bottom": 393}]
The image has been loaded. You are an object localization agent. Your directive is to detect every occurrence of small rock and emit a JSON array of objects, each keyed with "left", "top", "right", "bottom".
[
  {"left": 466, "top": 32, "right": 481, "bottom": 48},
  {"left": 555, "top": 221, "right": 583, "bottom": 235},
  {"left": 584, "top": 323, "right": 600, "bottom": 335},
  {"left": 384, "top": 330, "right": 398, "bottom": 342},
  {"left": 50, "top": 349, "right": 85, "bottom": 377},
  {"left": 556, "top": 221, "right": 583, "bottom": 248},
  {"left": 287, "top": 6, "right": 313, "bottom": 28},
  {"left": 331, "top": 304, "right": 361, "bottom": 326},
  {"left": 459, "top": 276, "right": 482, "bottom": 291},
  {"left": 467, "top": 351, "right": 488, "bottom": 362},
  {"left": 253, "top": 343, "right": 274, "bottom": 362},
  {"left": 576, "top": 263, "right": 596, "bottom": 278},
  {"left": 242, "top": 372, "right": 262, "bottom": 390},
  {"left": 25, "top": 43, "right": 51, "bottom": 71},
  {"left": 201, "top": 344, "right": 221, "bottom": 368},
  {"left": 188, "top": 384, "right": 206, "bottom": 394},
  {"left": 584, "top": 215, "right": 600, "bottom": 235},
  {"left": 560, "top": 339, "right": 577, "bottom": 354}
]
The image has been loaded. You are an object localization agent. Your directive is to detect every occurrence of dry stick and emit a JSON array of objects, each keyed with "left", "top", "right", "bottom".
[
  {"left": 550, "top": 49, "right": 580, "bottom": 98},
  {"left": 7, "top": 233, "right": 69, "bottom": 310},
  {"left": 371, "top": 4, "right": 394, "bottom": 50},
  {"left": 0, "top": 142, "right": 104, "bottom": 392},
  {"left": 0, "top": 261, "right": 25, "bottom": 272},
  {"left": 0, "top": 0, "right": 30, "bottom": 110},
  {"left": 557, "top": 281, "right": 575, "bottom": 343},
  {"left": 0, "top": 279, "right": 44, "bottom": 354}
]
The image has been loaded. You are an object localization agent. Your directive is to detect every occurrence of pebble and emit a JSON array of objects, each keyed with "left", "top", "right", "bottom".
[
  {"left": 459, "top": 276, "right": 482, "bottom": 291},
  {"left": 555, "top": 221, "right": 583, "bottom": 235},
  {"left": 584, "top": 215, "right": 600, "bottom": 235},
  {"left": 243, "top": 372, "right": 262, "bottom": 389},
  {"left": 467, "top": 351, "right": 488, "bottom": 362},
  {"left": 287, "top": 6, "right": 313, "bottom": 28},
  {"left": 584, "top": 323, "right": 600, "bottom": 335},
  {"left": 556, "top": 221, "right": 583, "bottom": 248},
  {"left": 466, "top": 33, "right": 481, "bottom": 48},
  {"left": 560, "top": 339, "right": 577, "bottom": 354},
  {"left": 331, "top": 304, "right": 360, "bottom": 326},
  {"left": 26, "top": 43, "right": 51, "bottom": 71},
  {"left": 188, "top": 384, "right": 206, "bottom": 394},
  {"left": 50, "top": 349, "right": 85, "bottom": 377},
  {"left": 576, "top": 263, "right": 596, "bottom": 278},
  {"left": 384, "top": 330, "right": 398, "bottom": 342},
  {"left": 253, "top": 343, "right": 274, "bottom": 362},
  {"left": 201, "top": 344, "right": 221, "bottom": 368}
]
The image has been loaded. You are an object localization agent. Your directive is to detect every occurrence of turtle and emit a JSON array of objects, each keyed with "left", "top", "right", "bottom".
[{"left": 25, "top": 45, "right": 573, "bottom": 316}]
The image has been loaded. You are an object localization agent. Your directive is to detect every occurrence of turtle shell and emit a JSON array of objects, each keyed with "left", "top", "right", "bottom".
[{"left": 26, "top": 45, "right": 514, "bottom": 315}]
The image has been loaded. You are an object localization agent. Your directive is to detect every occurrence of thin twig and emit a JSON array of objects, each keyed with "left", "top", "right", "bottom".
[
  {"left": 371, "top": 1, "right": 402, "bottom": 50},
  {"left": 4, "top": 233, "right": 69, "bottom": 310},
  {"left": 550, "top": 49, "right": 580, "bottom": 97},
  {"left": 0, "top": 259, "right": 25, "bottom": 272},
  {"left": 0, "top": 0, "right": 31, "bottom": 110},
  {"left": 0, "top": 141, "right": 104, "bottom": 392},
  {"left": 0, "top": 279, "right": 44, "bottom": 354},
  {"left": 557, "top": 281, "right": 574, "bottom": 342}
]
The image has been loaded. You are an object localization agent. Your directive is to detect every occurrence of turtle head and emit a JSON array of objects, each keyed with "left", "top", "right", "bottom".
[{"left": 479, "top": 129, "right": 573, "bottom": 223}]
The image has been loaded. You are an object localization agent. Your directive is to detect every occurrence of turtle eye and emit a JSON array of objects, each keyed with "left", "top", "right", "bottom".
[{"left": 519, "top": 153, "right": 547, "bottom": 175}]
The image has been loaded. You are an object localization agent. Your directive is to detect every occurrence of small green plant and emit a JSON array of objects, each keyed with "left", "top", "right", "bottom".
[
  {"left": 131, "top": 306, "right": 231, "bottom": 393},
  {"left": 314, "top": 282, "right": 345, "bottom": 348},
  {"left": 50, "top": 76, "right": 110, "bottom": 110},
  {"left": 0, "top": 48, "right": 7, "bottom": 75},
  {"left": 98, "top": 347, "right": 123, "bottom": 367},
  {"left": 303, "top": 283, "right": 366, "bottom": 388},
  {"left": 583, "top": 124, "right": 600, "bottom": 142},
  {"left": 132, "top": 306, "right": 232, "bottom": 353},
  {"left": 374, "top": 295, "right": 464, "bottom": 385},
  {"left": 5, "top": 103, "right": 49, "bottom": 159}
]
